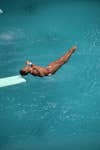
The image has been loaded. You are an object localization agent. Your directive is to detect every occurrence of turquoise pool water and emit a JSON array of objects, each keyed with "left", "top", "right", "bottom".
[{"left": 0, "top": 0, "right": 100, "bottom": 150}]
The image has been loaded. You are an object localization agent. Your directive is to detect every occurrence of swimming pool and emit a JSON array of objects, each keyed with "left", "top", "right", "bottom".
[{"left": 0, "top": 0, "right": 100, "bottom": 150}]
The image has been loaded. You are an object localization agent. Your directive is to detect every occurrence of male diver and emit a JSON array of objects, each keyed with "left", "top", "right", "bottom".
[{"left": 20, "top": 46, "right": 77, "bottom": 77}]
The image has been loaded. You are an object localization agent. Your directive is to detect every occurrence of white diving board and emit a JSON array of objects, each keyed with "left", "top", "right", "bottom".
[{"left": 0, "top": 75, "right": 26, "bottom": 88}]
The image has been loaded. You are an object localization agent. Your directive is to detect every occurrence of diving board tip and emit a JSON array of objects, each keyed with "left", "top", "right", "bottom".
[{"left": 0, "top": 75, "right": 26, "bottom": 88}]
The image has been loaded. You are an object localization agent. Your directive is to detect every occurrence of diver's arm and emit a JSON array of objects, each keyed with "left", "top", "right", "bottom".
[{"left": 33, "top": 68, "right": 45, "bottom": 77}]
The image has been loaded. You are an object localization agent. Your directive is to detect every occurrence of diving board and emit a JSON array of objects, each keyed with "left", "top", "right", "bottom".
[{"left": 0, "top": 75, "right": 26, "bottom": 88}]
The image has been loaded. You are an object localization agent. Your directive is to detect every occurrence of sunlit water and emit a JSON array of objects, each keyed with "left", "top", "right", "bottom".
[{"left": 0, "top": 0, "right": 100, "bottom": 150}]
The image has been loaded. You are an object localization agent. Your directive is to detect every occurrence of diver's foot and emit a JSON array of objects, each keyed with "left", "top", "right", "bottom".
[
  {"left": 69, "top": 46, "right": 77, "bottom": 53},
  {"left": 72, "top": 46, "right": 77, "bottom": 52}
]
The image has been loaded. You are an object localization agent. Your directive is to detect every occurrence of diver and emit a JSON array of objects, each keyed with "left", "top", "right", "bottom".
[{"left": 20, "top": 46, "right": 77, "bottom": 77}]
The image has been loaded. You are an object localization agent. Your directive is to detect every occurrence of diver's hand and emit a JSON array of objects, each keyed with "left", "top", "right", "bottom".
[{"left": 26, "top": 60, "right": 32, "bottom": 65}]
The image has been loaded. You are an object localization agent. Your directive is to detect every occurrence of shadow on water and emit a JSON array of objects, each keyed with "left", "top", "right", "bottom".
[{"left": 22, "top": 1, "right": 39, "bottom": 15}]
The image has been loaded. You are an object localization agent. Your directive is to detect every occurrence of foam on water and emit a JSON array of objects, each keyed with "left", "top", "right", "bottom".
[{"left": 0, "top": 9, "right": 3, "bottom": 14}]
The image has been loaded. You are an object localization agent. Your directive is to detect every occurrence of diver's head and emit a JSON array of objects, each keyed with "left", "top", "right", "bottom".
[{"left": 20, "top": 66, "right": 31, "bottom": 76}]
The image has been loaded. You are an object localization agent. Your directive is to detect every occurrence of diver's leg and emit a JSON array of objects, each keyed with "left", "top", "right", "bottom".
[
  {"left": 58, "top": 46, "right": 77, "bottom": 63},
  {"left": 48, "top": 46, "right": 77, "bottom": 67},
  {"left": 47, "top": 46, "right": 77, "bottom": 74}
]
